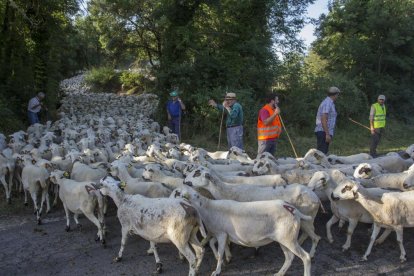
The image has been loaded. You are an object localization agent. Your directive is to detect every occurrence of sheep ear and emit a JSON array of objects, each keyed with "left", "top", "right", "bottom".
[
  {"left": 31, "top": 159, "right": 36, "bottom": 164},
  {"left": 85, "top": 185, "right": 96, "bottom": 194}
]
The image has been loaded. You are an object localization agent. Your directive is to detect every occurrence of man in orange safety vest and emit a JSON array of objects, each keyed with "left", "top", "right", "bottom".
[{"left": 257, "top": 93, "right": 282, "bottom": 156}]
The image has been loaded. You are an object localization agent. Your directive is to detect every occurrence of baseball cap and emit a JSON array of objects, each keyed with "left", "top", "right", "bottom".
[
  {"left": 170, "top": 90, "right": 178, "bottom": 97},
  {"left": 378, "top": 95, "right": 386, "bottom": 100},
  {"left": 327, "top": 87, "right": 341, "bottom": 95},
  {"left": 224, "top": 92, "right": 236, "bottom": 99}
]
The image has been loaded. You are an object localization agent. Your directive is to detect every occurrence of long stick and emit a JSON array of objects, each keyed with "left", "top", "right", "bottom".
[
  {"left": 348, "top": 117, "right": 370, "bottom": 130},
  {"left": 279, "top": 114, "right": 299, "bottom": 158},
  {"left": 217, "top": 107, "right": 225, "bottom": 150}
]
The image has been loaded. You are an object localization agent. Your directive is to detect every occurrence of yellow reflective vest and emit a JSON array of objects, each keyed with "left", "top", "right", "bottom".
[{"left": 372, "top": 103, "right": 386, "bottom": 128}]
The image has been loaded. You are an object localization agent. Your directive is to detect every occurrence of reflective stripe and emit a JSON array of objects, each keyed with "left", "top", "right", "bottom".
[{"left": 257, "top": 104, "right": 282, "bottom": 140}]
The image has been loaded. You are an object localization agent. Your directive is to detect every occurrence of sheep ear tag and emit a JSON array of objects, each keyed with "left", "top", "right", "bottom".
[
  {"left": 119, "top": 181, "right": 127, "bottom": 190},
  {"left": 63, "top": 171, "right": 70, "bottom": 178}
]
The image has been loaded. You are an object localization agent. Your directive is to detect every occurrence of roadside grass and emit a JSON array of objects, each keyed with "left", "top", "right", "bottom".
[{"left": 186, "top": 118, "right": 413, "bottom": 158}]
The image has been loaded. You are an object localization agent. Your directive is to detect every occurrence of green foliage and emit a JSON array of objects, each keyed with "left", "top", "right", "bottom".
[
  {"left": 84, "top": 67, "right": 120, "bottom": 92},
  {"left": 313, "top": 0, "right": 414, "bottom": 123}
]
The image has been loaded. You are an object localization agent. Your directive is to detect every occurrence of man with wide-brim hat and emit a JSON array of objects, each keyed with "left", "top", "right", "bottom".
[
  {"left": 166, "top": 89, "right": 186, "bottom": 139},
  {"left": 208, "top": 92, "right": 244, "bottom": 149},
  {"left": 314, "top": 86, "right": 341, "bottom": 154},
  {"left": 369, "top": 94, "right": 387, "bottom": 157}
]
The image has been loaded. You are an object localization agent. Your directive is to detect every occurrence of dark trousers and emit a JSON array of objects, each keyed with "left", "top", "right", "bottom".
[
  {"left": 258, "top": 139, "right": 277, "bottom": 156},
  {"left": 168, "top": 117, "right": 181, "bottom": 137},
  {"left": 315, "top": 131, "right": 330, "bottom": 154},
  {"left": 370, "top": 128, "right": 384, "bottom": 158}
]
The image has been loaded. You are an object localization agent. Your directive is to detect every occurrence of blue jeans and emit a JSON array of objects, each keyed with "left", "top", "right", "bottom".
[
  {"left": 28, "top": 111, "right": 40, "bottom": 125},
  {"left": 315, "top": 131, "right": 330, "bottom": 154},
  {"left": 226, "top": 125, "right": 243, "bottom": 150},
  {"left": 258, "top": 139, "right": 277, "bottom": 155}
]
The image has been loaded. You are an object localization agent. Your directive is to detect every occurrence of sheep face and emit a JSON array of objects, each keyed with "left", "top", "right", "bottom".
[
  {"left": 183, "top": 168, "right": 211, "bottom": 188},
  {"left": 353, "top": 163, "right": 372, "bottom": 179},
  {"left": 331, "top": 181, "right": 359, "bottom": 201},
  {"left": 308, "top": 171, "right": 329, "bottom": 191},
  {"left": 252, "top": 159, "right": 271, "bottom": 175},
  {"left": 99, "top": 175, "right": 121, "bottom": 195}
]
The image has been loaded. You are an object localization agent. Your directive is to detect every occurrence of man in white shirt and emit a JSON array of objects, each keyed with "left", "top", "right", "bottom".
[{"left": 27, "top": 92, "right": 46, "bottom": 125}]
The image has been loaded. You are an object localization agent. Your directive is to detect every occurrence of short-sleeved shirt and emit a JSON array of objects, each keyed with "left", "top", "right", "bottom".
[
  {"left": 217, "top": 102, "right": 243, "bottom": 127},
  {"left": 315, "top": 97, "right": 337, "bottom": 136},
  {"left": 166, "top": 100, "right": 182, "bottom": 117},
  {"left": 28, "top": 96, "right": 41, "bottom": 113},
  {"left": 259, "top": 108, "right": 270, "bottom": 122}
]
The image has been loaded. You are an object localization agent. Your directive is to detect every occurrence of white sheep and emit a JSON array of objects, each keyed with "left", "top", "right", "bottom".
[
  {"left": 184, "top": 168, "right": 321, "bottom": 257},
  {"left": 172, "top": 186, "right": 311, "bottom": 276},
  {"left": 50, "top": 170, "right": 105, "bottom": 245},
  {"left": 331, "top": 180, "right": 414, "bottom": 262},
  {"left": 99, "top": 176, "right": 205, "bottom": 276}
]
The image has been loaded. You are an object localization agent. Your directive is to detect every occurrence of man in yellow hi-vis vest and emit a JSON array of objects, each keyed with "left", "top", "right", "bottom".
[{"left": 369, "top": 94, "right": 386, "bottom": 157}]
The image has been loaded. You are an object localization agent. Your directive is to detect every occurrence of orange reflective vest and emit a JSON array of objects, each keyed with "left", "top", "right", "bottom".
[{"left": 257, "top": 104, "right": 282, "bottom": 140}]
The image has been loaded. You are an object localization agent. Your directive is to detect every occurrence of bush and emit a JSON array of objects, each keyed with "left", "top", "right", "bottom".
[
  {"left": 84, "top": 67, "right": 121, "bottom": 92},
  {"left": 120, "top": 71, "right": 144, "bottom": 89}
]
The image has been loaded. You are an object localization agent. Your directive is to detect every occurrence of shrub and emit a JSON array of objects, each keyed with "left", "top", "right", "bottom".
[{"left": 84, "top": 67, "right": 121, "bottom": 92}]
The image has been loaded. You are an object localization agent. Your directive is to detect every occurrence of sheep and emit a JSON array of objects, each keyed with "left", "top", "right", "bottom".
[
  {"left": 353, "top": 163, "right": 384, "bottom": 179},
  {"left": 98, "top": 176, "right": 205, "bottom": 276},
  {"left": 172, "top": 186, "right": 311, "bottom": 276},
  {"left": 331, "top": 180, "right": 414, "bottom": 262},
  {"left": 308, "top": 170, "right": 389, "bottom": 251},
  {"left": 142, "top": 164, "right": 185, "bottom": 190},
  {"left": 71, "top": 161, "right": 108, "bottom": 182},
  {"left": 184, "top": 168, "right": 321, "bottom": 257},
  {"left": 367, "top": 154, "right": 413, "bottom": 173},
  {"left": 49, "top": 170, "right": 105, "bottom": 244},
  {"left": 211, "top": 168, "right": 287, "bottom": 187},
  {"left": 21, "top": 163, "right": 51, "bottom": 224},
  {"left": 110, "top": 162, "right": 171, "bottom": 197},
  {"left": 0, "top": 153, "right": 15, "bottom": 204},
  {"left": 354, "top": 164, "right": 414, "bottom": 191},
  {"left": 327, "top": 153, "right": 372, "bottom": 165}
]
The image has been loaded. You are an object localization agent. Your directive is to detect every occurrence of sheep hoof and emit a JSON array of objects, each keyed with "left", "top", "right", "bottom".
[
  {"left": 113, "top": 256, "right": 122, "bottom": 262},
  {"left": 24, "top": 202, "right": 28, "bottom": 207},
  {"left": 95, "top": 235, "right": 100, "bottom": 242},
  {"left": 37, "top": 219, "right": 42, "bottom": 225},
  {"left": 400, "top": 257, "right": 406, "bottom": 263},
  {"left": 7, "top": 198, "right": 11, "bottom": 204},
  {"left": 65, "top": 225, "right": 70, "bottom": 232},
  {"left": 360, "top": 256, "right": 368, "bottom": 262},
  {"left": 155, "top": 262, "right": 163, "bottom": 274},
  {"left": 77, "top": 224, "right": 82, "bottom": 231}
]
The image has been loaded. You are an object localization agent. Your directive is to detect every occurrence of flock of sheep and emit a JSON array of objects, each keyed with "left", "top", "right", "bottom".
[{"left": 1, "top": 74, "right": 414, "bottom": 276}]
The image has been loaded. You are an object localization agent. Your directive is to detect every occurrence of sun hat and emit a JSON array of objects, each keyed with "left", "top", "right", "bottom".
[
  {"left": 327, "top": 87, "right": 340, "bottom": 95},
  {"left": 224, "top": 92, "right": 236, "bottom": 99},
  {"left": 378, "top": 95, "right": 386, "bottom": 100},
  {"left": 170, "top": 90, "right": 178, "bottom": 97}
]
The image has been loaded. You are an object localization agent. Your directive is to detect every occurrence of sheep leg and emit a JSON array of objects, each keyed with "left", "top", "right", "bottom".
[
  {"left": 189, "top": 227, "right": 205, "bottom": 271},
  {"left": 395, "top": 227, "right": 406, "bottom": 262},
  {"left": 83, "top": 211, "right": 104, "bottom": 244},
  {"left": 150, "top": 241, "right": 163, "bottom": 273},
  {"left": 362, "top": 223, "right": 381, "bottom": 261},
  {"left": 114, "top": 226, "right": 129, "bottom": 262},
  {"left": 171, "top": 239, "right": 197, "bottom": 276},
  {"left": 23, "top": 189, "right": 28, "bottom": 206},
  {"left": 224, "top": 239, "right": 232, "bottom": 263},
  {"left": 73, "top": 213, "right": 82, "bottom": 231},
  {"left": 63, "top": 203, "right": 71, "bottom": 231},
  {"left": 30, "top": 191, "right": 39, "bottom": 215},
  {"left": 45, "top": 190, "right": 51, "bottom": 213},
  {"left": 275, "top": 244, "right": 295, "bottom": 276},
  {"left": 276, "top": 241, "right": 311, "bottom": 276},
  {"left": 7, "top": 169, "right": 13, "bottom": 201},
  {"left": 53, "top": 184, "right": 59, "bottom": 206},
  {"left": 300, "top": 221, "right": 320, "bottom": 258},
  {"left": 211, "top": 233, "right": 227, "bottom": 276},
  {"left": 209, "top": 237, "right": 219, "bottom": 260},
  {"left": 342, "top": 219, "right": 358, "bottom": 251},
  {"left": 0, "top": 176, "right": 10, "bottom": 203},
  {"left": 326, "top": 215, "right": 339, "bottom": 243},
  {"left": 375, "top": 228, "right": 392, "bottom": 245}
]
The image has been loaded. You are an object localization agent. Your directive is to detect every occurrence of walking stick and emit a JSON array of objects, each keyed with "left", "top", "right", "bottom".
[
  {"left": 279, "top": 114, "right": 299, "bottom": 159},
  {"left": 348, "top": 117, "right": 370, "bottom": 131},
  {"left": 217, "top": 107, "right": 225, "bottom": 150}
]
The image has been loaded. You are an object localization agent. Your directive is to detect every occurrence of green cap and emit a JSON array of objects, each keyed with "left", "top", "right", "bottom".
[{"left": 170, "top": 90, "right": 178, "bottom": 97}]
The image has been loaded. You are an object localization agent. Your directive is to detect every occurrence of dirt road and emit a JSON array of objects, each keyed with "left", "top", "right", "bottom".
[{"left": 1, "top": 200, "right": 414, "bottom": 276}]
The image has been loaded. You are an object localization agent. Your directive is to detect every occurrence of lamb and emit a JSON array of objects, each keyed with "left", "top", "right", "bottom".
[
  {"left": 331, "top": 180, "right": 414, "bottom": 262},
  {"left": 98, "top": 176, "right": 205, "bottom": 276},
  {"left": 172, "top": 186, "right": 311, "bottom": 276},
  {"left": 184, "top": 168, "right": 321, "bottom": 257},
  {"left": 49, "top": 170, "right": 105, "bottom": 245},
  {"left": 308, "top": 170, "right": 389, "bottom": 251}
]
